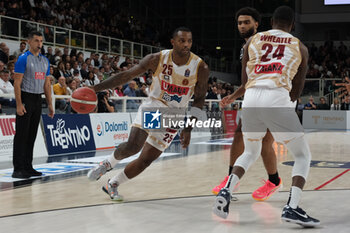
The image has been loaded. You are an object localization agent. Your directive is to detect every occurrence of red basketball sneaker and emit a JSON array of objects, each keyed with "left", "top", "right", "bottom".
[
  {"left": 212, "top": 176, "right": 240, "bottom": 195},
  {"left": 252, "top": 178, "right": 282, "bottom": 201}
]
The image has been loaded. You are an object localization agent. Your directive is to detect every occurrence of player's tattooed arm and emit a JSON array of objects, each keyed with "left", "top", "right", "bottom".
[
  {"left": 93, "top": 53, "right": 160, "bottom": 92},
  {"left": 290, "top": 42, "right": 309, "bottom": 102}
]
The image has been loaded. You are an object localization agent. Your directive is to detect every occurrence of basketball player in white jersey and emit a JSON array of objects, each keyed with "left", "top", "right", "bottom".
[
  {"left": 213, "top": 7, "right": 282, "bottom": 202},
  {"left": 213, "top": 6, "right": 320, "bottom": 227},
  {"left": 87, "top": 27, "right": 209, "bottom": 200}
]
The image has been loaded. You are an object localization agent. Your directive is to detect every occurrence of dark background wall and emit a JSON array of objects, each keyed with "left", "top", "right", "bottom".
[{"left": 125, "top": 0, "right": 350, "bottom": 73}]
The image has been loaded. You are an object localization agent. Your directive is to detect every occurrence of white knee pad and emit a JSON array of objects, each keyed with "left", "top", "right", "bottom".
[
  {"left": 285, "top": 136, "right": 311, "bottom": 179},
  {"left": 234, "top": 137, "right": 262, "bottom": 171}
]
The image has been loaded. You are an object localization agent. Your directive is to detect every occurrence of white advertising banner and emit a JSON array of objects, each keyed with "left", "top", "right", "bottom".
[
  {"left": 0, "top": 115, "right": 48, "bottom": 162},
  {"left": 90, "top": 113, "right": 131, "bottom": 150},
  {"left": 303, "top": 110, "right": 350, "bottom": 129}
]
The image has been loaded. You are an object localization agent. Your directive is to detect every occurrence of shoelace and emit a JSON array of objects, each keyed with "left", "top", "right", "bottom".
[
  {"left": 256, "top": 179, "right": 273, "bottom": 193},
  {"left": 221, "top": 177, "right": 228, "bottom": 183},
  {"left": 295, "top": 206, "right": 306, "bottom": 215}
]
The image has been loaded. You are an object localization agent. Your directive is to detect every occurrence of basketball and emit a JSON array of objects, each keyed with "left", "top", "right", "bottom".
[{"left": 71, "top": 87, "right": 97, "bottom": 114}]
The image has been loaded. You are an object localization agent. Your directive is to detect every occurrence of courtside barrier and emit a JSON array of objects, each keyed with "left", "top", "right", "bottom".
[
  {"left": 222, "top": 110, "right": 239, "bottom": 134},
  {"left": 0, "top": 115, "right": 48, "bottom": 162},
  {"left": 90, "top": 113, "right": 131, "bottom": 150},
  {"left": 42, "top": 114, "right": 96, "bottom": 155},
  {"left": 303, "top": 110, "right": 350, "bottom": 129}
]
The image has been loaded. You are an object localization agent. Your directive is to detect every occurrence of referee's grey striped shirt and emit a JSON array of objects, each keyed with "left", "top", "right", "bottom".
[{"left": 14, "top": 51, "right": 50, "bottom": 94}]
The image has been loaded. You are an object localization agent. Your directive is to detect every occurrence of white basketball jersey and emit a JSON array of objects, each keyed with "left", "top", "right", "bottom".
[
  {"left": 245, "top": 29, "right": 302, "bottom": 91},
  {"left": 149, "top": 49, "right": 202, "bottom": 108}
]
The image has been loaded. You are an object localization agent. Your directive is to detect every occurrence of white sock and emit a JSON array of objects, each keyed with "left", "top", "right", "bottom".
[
  {"left": 288, "top": 186, "right": 302, "bottom": 209},
  {"left": 107, "top": 151, "right": 120, "bottom": 168},
  {"left": 109, "top": 170, "right": 130, "bottom": 186},
  {"left": 224, "top": 174, "right": 240, "bottom": 194}
]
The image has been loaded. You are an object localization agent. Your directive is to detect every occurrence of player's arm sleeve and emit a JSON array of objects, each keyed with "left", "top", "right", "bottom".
[{"left": 14, "top": 55, "right": 27, "bottom": 74}]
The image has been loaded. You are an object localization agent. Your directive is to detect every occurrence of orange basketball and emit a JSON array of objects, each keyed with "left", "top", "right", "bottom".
[{"left": 71, "top": 87, "right": 97, "bottom": 114}]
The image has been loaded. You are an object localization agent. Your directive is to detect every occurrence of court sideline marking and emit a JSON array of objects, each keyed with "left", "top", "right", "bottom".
[{"left": 314, "top": 169, "right": 350, "bottom": 190}]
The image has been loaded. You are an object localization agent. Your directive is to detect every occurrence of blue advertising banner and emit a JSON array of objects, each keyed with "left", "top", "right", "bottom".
[{"left": 42, "top": 114, "right": 96, "bottom": 155}]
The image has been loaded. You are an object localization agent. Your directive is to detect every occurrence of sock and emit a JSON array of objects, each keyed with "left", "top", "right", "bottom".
[
  {"left": 107, "top": 151, "right": 121, "bottom": 168},
  {"left": 109, "top": 170, "right": 130, "bottom": 186},
  {"left": 268, "top": 172, "right": 280, "bottom": 186},
  {"left": 228, "top": 166, "right": 233, "bottom": 175},
  {"left": 224, "top": 174, "right": 240, "bottom": 194},
  {"left": 287, "top": 186, "right": 302, "bottom": 209}
]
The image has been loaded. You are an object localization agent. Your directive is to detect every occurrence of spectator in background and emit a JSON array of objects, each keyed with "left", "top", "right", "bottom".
[
  {"left": 77, "top": 52, "right": 84, "bottom": 66},
  {"left": 93, "top": 66, "right": 100, "bottom": 84},
  {"left": 80, "top": 63, "right": 88, "bottom": 80},
  {"left": 331, "top": 98, "right": 341, "bottom": 110},
  {"left": 67, "top": 79, "right": 77, "bottom": 95},
  {"left": 206, "top": 86, "right": 218, "bottom": 99},
  {"left": 47, "top": 66, "right": 56, "bottom": 84},
  {"left": 136, "top": 83, "right": 148, "bottom": 97},
  {"left": 0, "top": 61, "right": 4, "bottom": 73},
  {"left": 72, "top": 69, "right": 82, "bottom": 82},
  {"left": 64, "top": 62, "right": 73, "bottom": 78},
  {"left": 62, "top": 47, "right": 69, "bottom": 62},
  {"left": 84, "top": 71, "right": 96, "bottom": 86},
  {"left": 317, "top": 97, "right": 330, "bottom": 110},
  {"left": 73, "top": 77, "right": 82, "bottom": 88},
  {"left": 123, "top": 80, "right": 137, "bottom": 110},
  {"left": 115, "top": 85, "right": 124, "bottom": 97},
  {"left": 113, "top": 84, "right": 124, "bottom": 112},
  {"left": 0, "top": 69, "right": 16, "bottom": 108},
  {"left": 53, "top": 76, "right": 70, "bottom": 113},
  {"left": 296, "top": 98, "right": 304, "bottom": 123},
  {"left": 221, "top": 88, "right": 227, "bottom": 98},
  {"left": 0, "top": 42, "right": 9, "bottom": 64},
  {"left": 53, "top": 48, "right": 62, "bottom": 65},
  {"left": 304, "top": 96, "right": 317, "bottom": 110},
  {"left": 111, "top": 58, "right": 120, "bottom": 72},
  {"left": 97, "top": 72, "right": 104, "bottom": 83},
  {"left": 92, "top": 53, "right": 101, "bottom": 67},
  {"left": 97, "top": 91, "right": 114, "bottom": 113},
  {"left": 13, "top": 42, "right": 27, "bottom": 58},
  {"left": 6, "top": 61, "right": 15, "bottom": 85},
  {"left": 341, "top": 96, "right": 350, "bottom": 110},
  {"left": 0, "top": 69, "right": 13, "bottom": 93},
  {"left": 54, "top": 61, "right": 66, "bottom": 80},
  {"left": 70, "top": 48, "right": 77, "bottom": 58},
  {"left": 216, "top": 88, "right": 222, "bottom": 100},
  {"left": 71, "top": 61, "right": 80, "bottom": 72},
  {"left": 120, "top": 57, "right": 131, "bottom": 69},
  {"left": 46, "top": 46, "right": 55, "bottom": 64}
]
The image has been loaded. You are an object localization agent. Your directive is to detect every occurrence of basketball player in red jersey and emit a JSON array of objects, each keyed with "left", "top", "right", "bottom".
[
  {"left": 87, "top": 27, "right": 210, "bottom": 201},
  {"left": 213, "top": 7, "right": 282, "bottom": 201}
]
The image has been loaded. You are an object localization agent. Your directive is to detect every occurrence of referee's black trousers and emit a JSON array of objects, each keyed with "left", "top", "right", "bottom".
[{"left": 13, "top": 91, "right": 42, "bottom": 172}]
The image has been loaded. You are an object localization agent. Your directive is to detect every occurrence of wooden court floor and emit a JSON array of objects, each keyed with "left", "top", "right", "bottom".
[{"left": 0, "top": 131, "right": 349, "bottom": 232}]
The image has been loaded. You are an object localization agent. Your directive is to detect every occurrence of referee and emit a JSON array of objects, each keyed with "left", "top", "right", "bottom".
[{"left": 12, "top": 31, "right": 54, "bottom": 179}]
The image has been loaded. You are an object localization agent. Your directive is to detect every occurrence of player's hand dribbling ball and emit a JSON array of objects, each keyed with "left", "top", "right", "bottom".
[{"left": 71, "top": 87, "right": 97, "bottom": 114}]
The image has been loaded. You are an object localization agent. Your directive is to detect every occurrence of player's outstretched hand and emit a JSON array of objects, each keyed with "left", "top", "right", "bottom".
[
  {"left": 180, "top": 128, "right": 191, "bottom": 148},
  {"left": 220, "top": 95, "right": 236, "bottom": 108}
]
